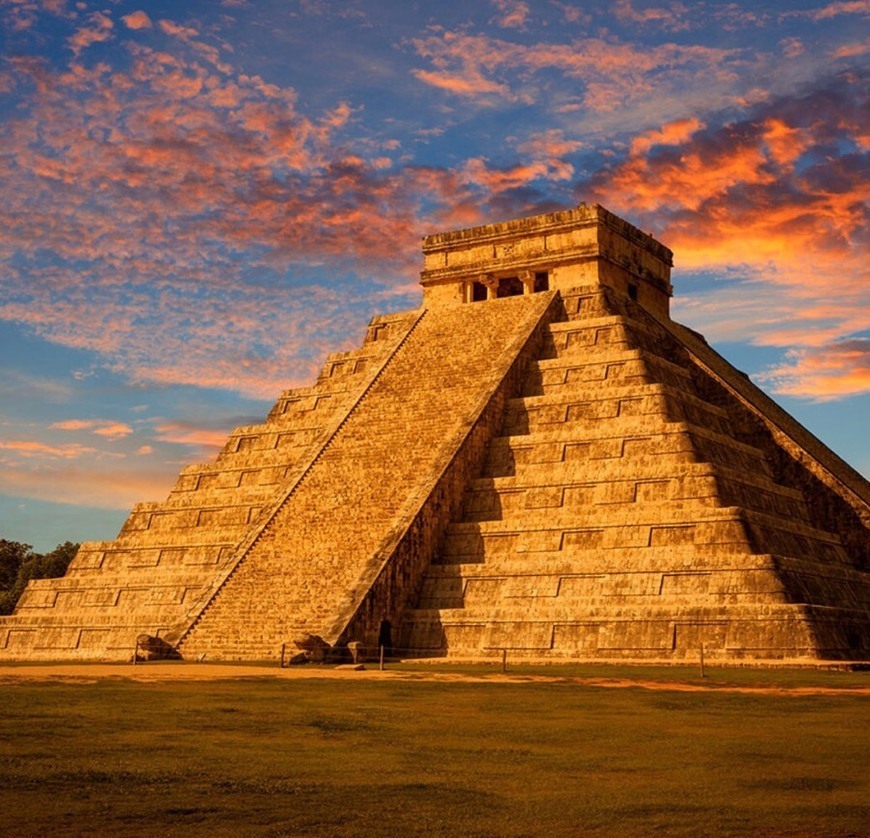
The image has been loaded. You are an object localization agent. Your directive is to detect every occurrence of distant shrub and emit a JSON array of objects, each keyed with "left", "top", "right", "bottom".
[{"left": 0, "top": 540, "right": 79, "bottom": 615}]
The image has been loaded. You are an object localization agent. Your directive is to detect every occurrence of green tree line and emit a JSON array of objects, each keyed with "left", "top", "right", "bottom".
[{"left": 0, "top": 540, "right": 79, "bottom": 615}]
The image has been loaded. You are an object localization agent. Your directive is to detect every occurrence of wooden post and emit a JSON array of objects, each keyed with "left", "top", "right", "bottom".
[
  {"left": 379, "top": 644, "right": 385, "bottom": 671},
  {"left": 699, "top": 644, "right": 706, "bottom": 679},
  {"left": 501, "top": 648, "right": 507, "bottom": 674},
  {"left": 280, "top": 643, "right": 286, "bottom": 668},
  {"left": 133, "top": 638, "right": 138, "bottom": 666}
]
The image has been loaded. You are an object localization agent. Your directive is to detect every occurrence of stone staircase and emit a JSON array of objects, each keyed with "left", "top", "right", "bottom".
[
  {"left": 400, "top": 288, "right": 870, "bottom": 662},
  {"left": 0, "top": 311, "right": 419, "bottom": 659},
  {"left": 174, "top": 291, "right": 557, "bottom": 660}
]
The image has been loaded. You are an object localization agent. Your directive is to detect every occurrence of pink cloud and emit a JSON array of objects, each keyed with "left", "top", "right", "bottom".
[
  {"left": 410, "top": 30, "right": 737, "bottom": 113},
  {"left": 517, "top": 129, "right": 584, "bottom": 159},
  {"left": 833, "top": 42, "right": 870, "bottom": 59},
  {"left": 158, "top": 19, "right": 200, "bottom": 40},
  {"left": 491, "top": 0, "right": 530, "bottom": 30},
  {"left": 0, "top": 459, "right": 177, "bottom": 508},
  {"left": 67, "top": 11, "right": 113, "bottom": 56},
  {"left": 153, "top": 421, "right": 231, "bottom": 451},
  {"left": 412, "top": 69, "right": 511, "bottom": 100},
  {"left": 122, "top": 10, "right": 152, "bottom": 30},
  {"left": 614, "top": 0, "right": 691, "bottom": 31},
  {"left": 779, "top": 37, "right": 805, "bottom": 59},
  {"left": 812, "top": 1, "right": 870, "bottom": 20}
]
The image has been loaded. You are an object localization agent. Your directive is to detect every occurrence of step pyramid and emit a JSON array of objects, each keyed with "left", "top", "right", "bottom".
[{"left": 2, "top": 205, "right": 868, "bottom": 663}]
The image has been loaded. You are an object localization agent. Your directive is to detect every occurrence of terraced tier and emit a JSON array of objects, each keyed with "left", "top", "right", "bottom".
[{"left": 0, "top": 311, "right": 419, "bottom": 660}]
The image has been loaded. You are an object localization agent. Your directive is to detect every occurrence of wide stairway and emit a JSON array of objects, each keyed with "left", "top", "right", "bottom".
[
  {"left": 176, "top": 292, "right": 556, "bottom": 660},
  {"left": 400, "top": 287, "right": 870, "bottom": 662}
]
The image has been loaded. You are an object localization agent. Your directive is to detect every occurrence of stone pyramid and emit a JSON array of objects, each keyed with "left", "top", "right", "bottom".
[{"left": 2, "top": 205, "right": 868, "bottom": 664}]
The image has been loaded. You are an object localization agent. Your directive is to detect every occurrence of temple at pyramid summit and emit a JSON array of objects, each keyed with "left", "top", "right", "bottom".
[{"left": 2, "top": 204, "right": 869, "bottom": 664}]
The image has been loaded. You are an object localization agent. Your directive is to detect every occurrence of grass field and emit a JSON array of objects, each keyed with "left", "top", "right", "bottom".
[{"left": 0, "top": 664, "right": 867, "bottom": 836}]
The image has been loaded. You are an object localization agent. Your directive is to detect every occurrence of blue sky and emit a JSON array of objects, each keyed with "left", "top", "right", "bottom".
[{"left": 0, "top": 0, "right": 867, "bottom": 551}]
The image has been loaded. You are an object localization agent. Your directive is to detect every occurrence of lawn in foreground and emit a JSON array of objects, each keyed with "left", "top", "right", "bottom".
[{"left": 0, "top": 672, "right": 867, "bottom": 836}]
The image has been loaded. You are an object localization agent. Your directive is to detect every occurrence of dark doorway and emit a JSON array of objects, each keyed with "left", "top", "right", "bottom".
[
  {"left": 497, "top": 277, "right": 524, "bottom": 297},
  {"left": 378, "top": 619, "right": 393, "bottom": 656},
  {"left": 471, "top": 282, "right": 488, "bottom": 302},
  {"left": 534, "top": 271, "right": 549, "bottom": 292}
]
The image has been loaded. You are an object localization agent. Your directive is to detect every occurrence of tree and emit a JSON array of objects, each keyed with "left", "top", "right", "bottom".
[
  {"left": 0, "top": 541, "right": 79, "bottom": 615},
  {"left": 0, "top": 540, "right": 33, "bottom": 591}
]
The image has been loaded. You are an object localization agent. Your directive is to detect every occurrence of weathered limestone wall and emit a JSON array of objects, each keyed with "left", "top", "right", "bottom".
[{"left": 420, "top": 204, "right": 673, "bottom": 318}]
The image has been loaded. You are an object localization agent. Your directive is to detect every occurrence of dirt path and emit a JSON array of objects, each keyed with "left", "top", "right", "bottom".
[{"left": 0, "top": 662, "right": 867, "bottom": 696}]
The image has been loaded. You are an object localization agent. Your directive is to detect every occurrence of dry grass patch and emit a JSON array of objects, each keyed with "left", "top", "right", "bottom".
[{"left": 0, "top": 670, "right": 867, "bottom": 836}]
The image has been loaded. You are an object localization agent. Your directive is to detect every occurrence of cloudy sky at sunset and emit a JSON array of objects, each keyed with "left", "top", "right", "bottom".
[{"left": 1, "top": 0, "right": 867, "bottom": 551}]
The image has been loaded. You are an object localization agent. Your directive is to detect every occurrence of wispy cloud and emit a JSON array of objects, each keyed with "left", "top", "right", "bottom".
[
  {"left": 410, "top": 29, "right": 739, "bottom": 114},
  {"left": 0, "top": 458, "right": 176, "bottom": 508},
  {"left": 811, "top": 1, "right": 870, "bottom": 21},
  {"left": 0, "top": 440, "right": 95, "bottom": 459},
  {"left": 614, "top": 0, "right": 691, "bottom": 31},
  {"left": 67, "top": 11, "right": 113, "bottom": 56},
  {"left": 490, "top": 0, "right": 531, "bottom": 30},
  {"left": 757, "top": 338, "right": 870, "bottom": 401},
  {"left": 153, "top": 419, "right": 241, "bottom": 452},
  {"left": 0, "top": 24, "right": 432, "bottom": 400},
  {"left": 49, "top": 419, "right": 133, "bottom": 440}
]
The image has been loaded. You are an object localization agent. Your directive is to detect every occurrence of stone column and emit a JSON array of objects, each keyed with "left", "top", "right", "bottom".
[
  {"left": 478, "top": 274, "right": 497, "bottom": 300},
  {"left": 519, "top": 270, "right": 534, "bottom": 295}
]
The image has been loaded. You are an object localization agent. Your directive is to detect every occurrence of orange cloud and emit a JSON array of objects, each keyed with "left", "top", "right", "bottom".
[
  {"left": 49, "top": 419, "right": 134, "bottom": 440},
  {"left": 584, "top": 78, "right": 868, "bottom": 399},
  {"left": 462, "top": 158, "right": 562, "bottom": 193},
  {"left": 629, "top": 118, "right": 705, "bottom": 156},
  {"left": 758, "top": 340, "right": 870, "bottom": 401},
  {"left": 122, "top": 10, "right": 152, "bottom": 30},
  {"left": 153, "top": 421, "right": 232, "bottom": 451},
  {"left": 0, "top": 440, "right": 96, "bottom": 460}
]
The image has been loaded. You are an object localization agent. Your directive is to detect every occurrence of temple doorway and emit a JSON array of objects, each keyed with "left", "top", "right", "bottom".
[{"left": 496, "top": 277, "right": 524, "bottom": 297}]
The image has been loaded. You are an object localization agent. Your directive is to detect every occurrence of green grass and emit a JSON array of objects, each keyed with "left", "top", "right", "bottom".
[{"left": 0, "top": 672, "right": 867, "bottom": 836}]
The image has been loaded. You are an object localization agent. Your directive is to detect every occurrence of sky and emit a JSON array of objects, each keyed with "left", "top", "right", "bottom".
[{"left": 0, "top": 0, "right": 867, "bottom": 552}]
